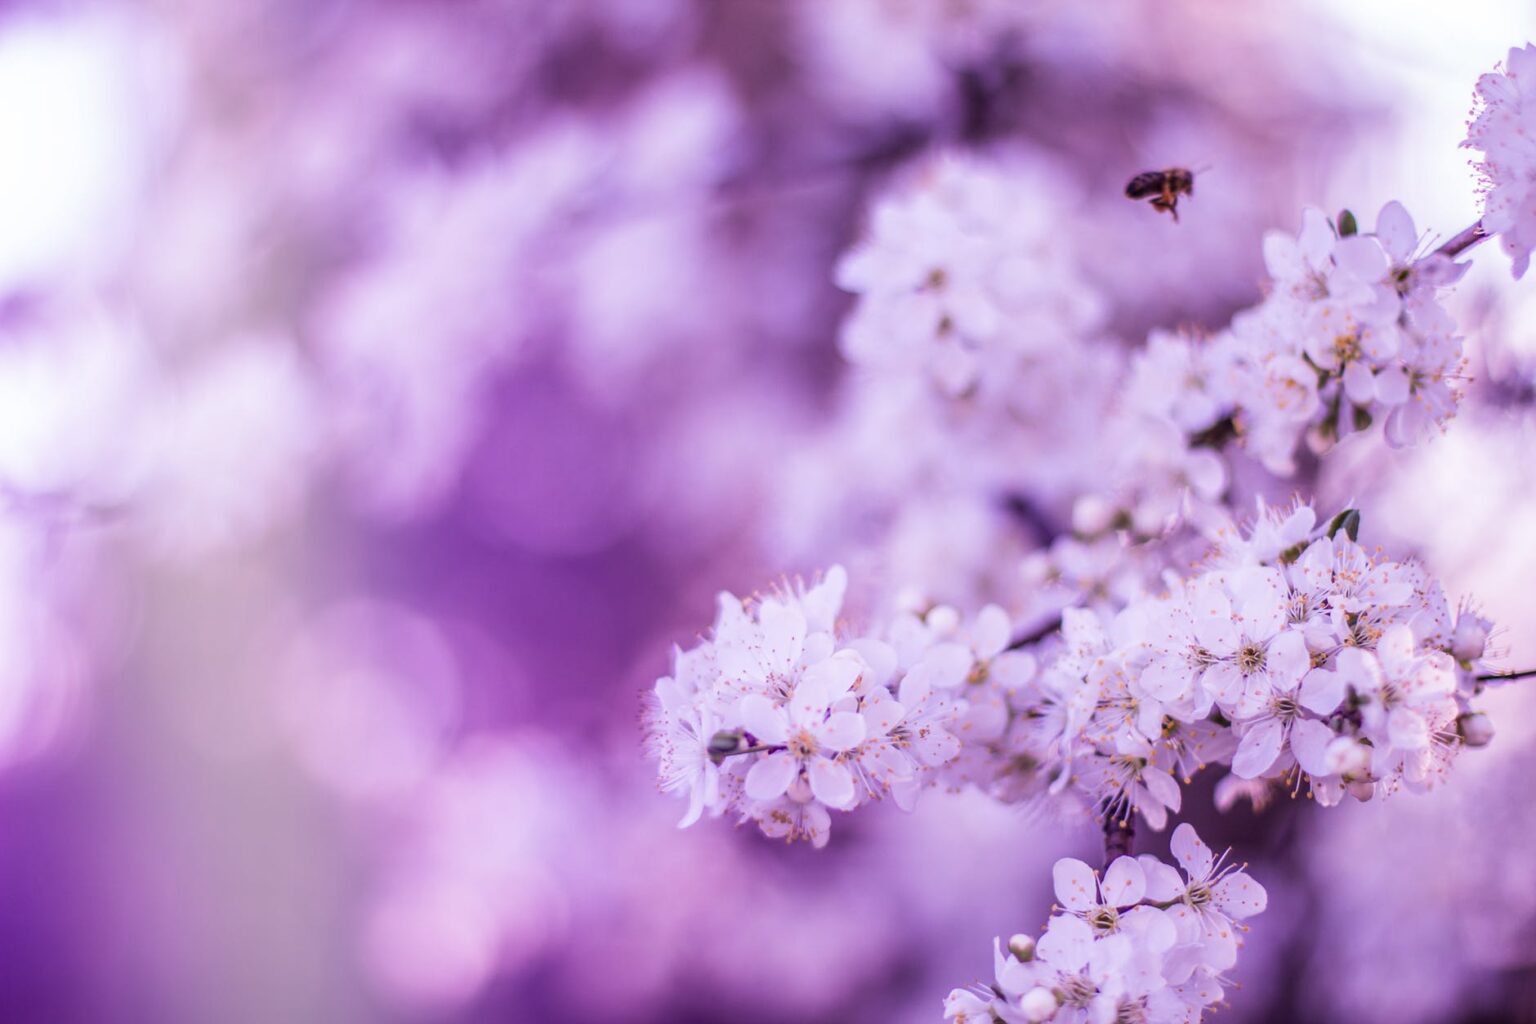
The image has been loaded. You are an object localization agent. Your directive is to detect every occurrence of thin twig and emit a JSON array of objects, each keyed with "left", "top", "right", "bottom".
[
  {"left": 1477, "top": 668, "right": 1536, "bottom": 683},
  {"left": 1434, "top": 219, "right": 1489, "bottom": 260},
  {"left": 1006, "top": 615, "right": 1063, "bottom": 651},
  {"left": 1104, "top": 817, "right": 1135, "bottom": 867}
]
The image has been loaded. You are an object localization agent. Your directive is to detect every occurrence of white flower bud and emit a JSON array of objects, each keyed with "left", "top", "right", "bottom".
[
  {"left": 1451, "top": 616, "right": 1490, "bottom": 663},
  {"left": 1325, "top": 736, "right": 1371, "bottom": 778},
  {"left": 1020, "top": 986, "right": 1058, "bottom": 1022},
  {"left": 1071, "top": 495, "right": 1114, "bottom": 537},
  {"left": 926, "top": 605, "right": 961, "bottom": 634},
  {"left": 1007, "top": 933, "right": 1036, "bottom": 961},
  {"left": 1458, "top": 712, "right": 1495, "bottom": 748}
]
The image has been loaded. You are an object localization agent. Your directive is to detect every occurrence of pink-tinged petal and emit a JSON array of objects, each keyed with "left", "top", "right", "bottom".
[
  {"left": 1333, "top": 647, "right": 1382, "bottom": 694},
  {"left": 1162, "top": 902, "right": 1203, "bottom": 946},
  {"left": 1342, "top": 360, "right": 1376, "bottom": 405},
  {"left": 1299, "top": 667, "right": 1345, "bottom": 714},
  {"left": 744, "top": 751, "right": 797, "bottom": 801},
  {"left": 1334, "top": 234, "right": 1389, "bottom": 281},
  {"left": 1102, "top": 857, "right": 1146, "bottom": 907},
  {"left": 679, "top": 779, "right": 706, "bottom": 829},
  {"left": 816, "top": 711, "right": 867, "bottom": 753},
  {"left": 1298, "top": 208, "right": 1335, "bottom": 269},
  {"left": 1037, "top": 914, "right": 1094, "bottom": 973},
  {"left": 1053, "top": 857, "right": 1098, "bottom": 911},
  {"left": 1377, "top": 624, "right": 1418, "bottom": 678},
  {"left": 1375, "top": 200, "right": 1417, "bottom": 262},
  {"left": 1387, "top": 707, "right": 1431, "bottom": 750},
  {"left": 973, "top": 605, "right": 1012, "bottom": 659},
  {"left": 1200, "top": 662, "right": 1245, "bottom": 708},
  {"left": 716, "top": 643, "right": 764, "bottom": 686},
  {"left": 1231, "top": 568, "right": 1286, "bottom": 637},
  {"left": 787, "top": 673, "right": 830, "bottom": 727},
  {"left": 800, "top": 565, "right": 847, "bottom": 634},
  {"left": 1137, "top": 787, "right": 1168, "bottom": 831},
  {"left": 1232, "top": 718, "right": 1283, "bottom": 779},
  {"left": 1139, "top": 653, "right": 1195, "bottom": 703},
  {"left": 1121, "top": 905, "right": 1177, "bottom": 953},
  {"left": 860, "top": 690, "right": 905, "bottom": 737},
  {"left": 1199, "top": 927, "right": 1239, "bottom": 972},
  {"left": 848, "top": 638, "right": 897, "bottom": 689},
  {"left": 1289, "top": 717, "right": 1336, "bottom": 776},
  {"left": 1262, "top": 231, "right": 1304, "bottom": 281},
  {"left": 1171, "top": 822, "right": 1213, "bottom": 879},
  {"left": 1142, "top": 766, "right": 1182, "bottom": 814},
  {"left": 1265, "top": 630, "right": 1310, "bottom": 688},
  {"left": 738, "top": 694, "right": 788, "bottom": 745},
  {"left": 896, "top": 670, "right": 931, "bottom": 709},
  {"left": 912, "top": 726, "right": 961, "bottom": 767},
  {"left": 803, "top": 802, "right": 831, "bottom": 848},
  {"left": 807, "top": 757, "right": 856, "bottom": 808},
  {"left": 1138, "top": 856, "right": 1184, "bottom": 902},
  {"left": 800, "top": 652, "right": 863, "bottom": 706},
  {"left": 1193, "top": 605, "right": 1239, "bottom": 656},
  {"left": 758, "top": 600, "right": 807, "bottom": 675},
  {"left": 1375, "top": 365, "right": 1410, "bottom": 406},
  {"left": 919, "top": 642, "right": 973, "bottom": 689},
  {"left": 861, "top": 743, "right": 913, "bottom": 787},
  {"left": 989, "top": 650, "right": 1037, "bottom": 689},
  {"left": 1213, "top": 871, "right": 1268, "bottom": 919}
]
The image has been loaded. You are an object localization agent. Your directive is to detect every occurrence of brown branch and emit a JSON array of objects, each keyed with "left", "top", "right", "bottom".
[
  {"left": 1104, "top": 816, "right": 1135, "bottom": 867},
  {"left": 1477, "top": 667, "right": 1536, "bottom": 683},
  {"left": 1434, "top": 219, "right": 1489, "bottom": 260}
]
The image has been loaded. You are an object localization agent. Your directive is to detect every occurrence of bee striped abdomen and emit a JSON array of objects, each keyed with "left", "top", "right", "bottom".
[{"left": 1125, "top": 172, "right": 1166, "bottom": 199}]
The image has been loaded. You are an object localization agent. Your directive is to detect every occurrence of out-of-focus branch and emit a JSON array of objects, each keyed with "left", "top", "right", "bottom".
[{"left": 1104, "top": 817, "right": 1135, "bottom": 867}]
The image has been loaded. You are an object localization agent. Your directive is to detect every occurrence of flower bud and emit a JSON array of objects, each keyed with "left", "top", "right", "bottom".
[
  {"left": 1007, "top": 933, "right": 1036, "bottom": 961},
  {"left": 1451, "top": 615, "right": 1490, "bottom": 664},
  {"left": 708, "top": 730, "right": 743, "bottom": 763},
  {"left": 1325, "top": 736, "right": 1371, "bottom": 778},
  {"left": 1458, "top": 712, "right": 1495, "bottom": 748},
  {"left": 926, "top": 604, "right": 961, "bottom": 634},
  {"left": 1071, "top": 495, "right": 1114, "bottom": 537},
  {"left": 1020, "top": 986, "right": 1058, "bottom": 1022}
]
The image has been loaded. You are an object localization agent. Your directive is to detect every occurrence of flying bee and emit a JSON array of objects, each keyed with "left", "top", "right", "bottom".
[{"left": 1125, "top": 167, "right": 1196, "bottom": 222}]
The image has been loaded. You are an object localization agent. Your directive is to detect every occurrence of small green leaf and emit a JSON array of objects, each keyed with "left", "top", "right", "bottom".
[
  {"left": 1326, "top": 508, "right": 1361, "bottom": 542},
  {"left": 1338, "top": 209, "right": 1358, "bottom": 237}
]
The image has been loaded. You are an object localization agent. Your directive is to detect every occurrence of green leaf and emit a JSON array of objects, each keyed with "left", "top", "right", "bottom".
[{"left": 1326, "top": 508, "right": 1361, "bottom": 542}]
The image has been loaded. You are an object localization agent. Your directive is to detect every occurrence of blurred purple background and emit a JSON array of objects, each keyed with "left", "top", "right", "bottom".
[{"left": 1, "top": 1, "right": 1536, "bottom": 1021}]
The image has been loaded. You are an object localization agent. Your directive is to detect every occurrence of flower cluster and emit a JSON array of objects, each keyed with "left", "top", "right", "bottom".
[
  {"left": 945, "top": 825, "right": 1266, "bottom": 1024},
  {"left": 646, "top": 566, "right": 1035, "bottom": 846},
  {"left": 649, "top": 501, "right": 1499, "bottom": 842},
  {"left": 835, "top": 155, "right": 1106, "bottom": 399},
  {"left": 956, "top": 503, "right": 1497, "bottom": 827},
  {"left": 1466, "top": 43, "right": 1536, "bottom": 278}
]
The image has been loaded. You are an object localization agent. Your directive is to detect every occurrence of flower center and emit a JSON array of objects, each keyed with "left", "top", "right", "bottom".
[
  {"left": 1238, "top": 643, "right": 1266, "bottom": 674},
  {"left": 787, "top": 729, "right": 820, "bottom": 759},
  {"left": 1088, "top": 907, "right": 1119, "bottom": 934},
  {"left": 1060, "top": 975, "right": 1098, "bottom": 1008}
]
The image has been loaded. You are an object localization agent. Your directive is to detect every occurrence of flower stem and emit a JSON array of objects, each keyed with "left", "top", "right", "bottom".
[
  {"left": 1477, "top": 667, "right": 1536, "bottom": 682},
  {"left": 1435, "top": 219, "right": 1489, "bottom": 260}
]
